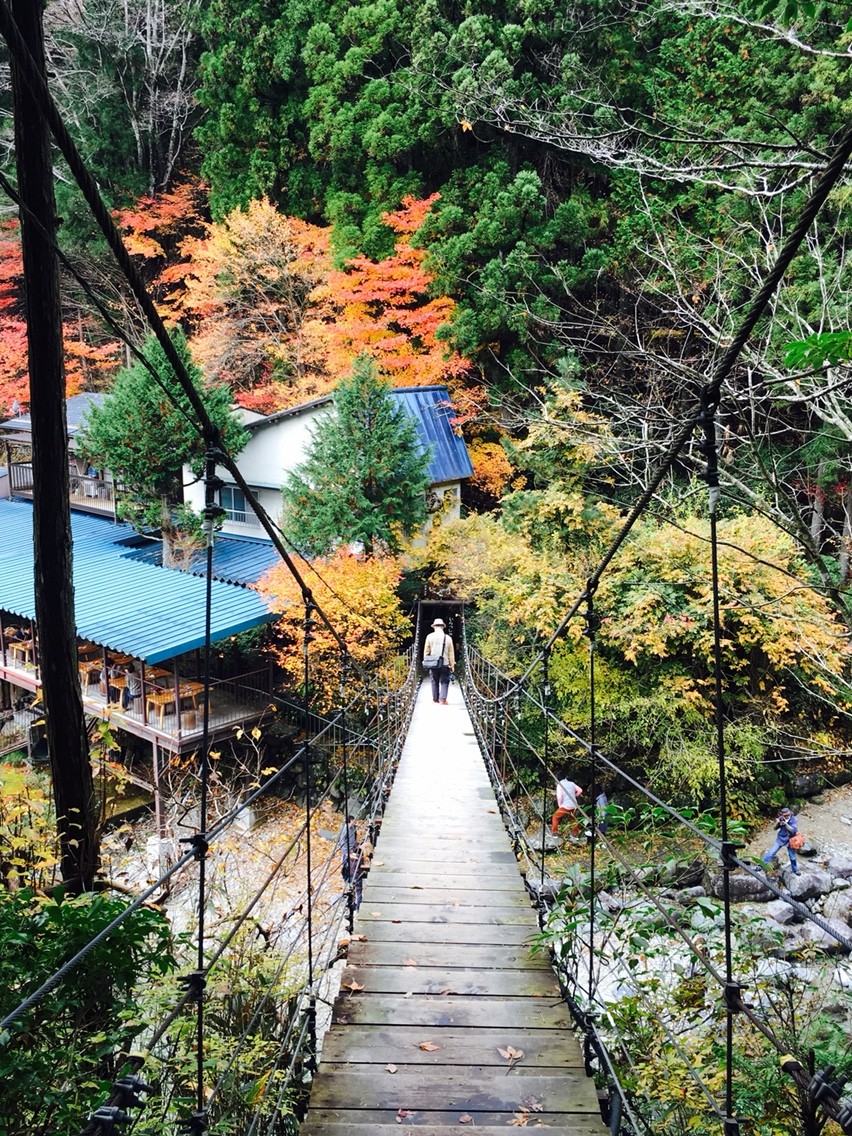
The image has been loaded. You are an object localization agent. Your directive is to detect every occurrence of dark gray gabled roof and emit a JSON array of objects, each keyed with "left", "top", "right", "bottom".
[{"left": 0, "top": 392, "right": 106, "bottom": 438}]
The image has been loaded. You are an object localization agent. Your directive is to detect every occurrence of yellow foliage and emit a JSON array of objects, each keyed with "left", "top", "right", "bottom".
[
  {"left": 257, "top": 550, "right": 410, "bottom": 709},
  {"left": 467, "top": 438, "right": 516, "bottom": 502}
]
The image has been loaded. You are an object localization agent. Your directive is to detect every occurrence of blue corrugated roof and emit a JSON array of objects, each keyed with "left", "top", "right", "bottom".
[
  {"left": 0, "top": 500, "right": 277, "bottom": 664},
  {"left": 125, "top": 534, "right": 281, "bottom": 587},
  {"left": 392, "top": 386, "right": 473, "bottom": 484}
]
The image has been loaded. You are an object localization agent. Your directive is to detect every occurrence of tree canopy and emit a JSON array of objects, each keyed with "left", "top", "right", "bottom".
[{"left": 79, "top": 330, "right": 247, "bottom": 564}]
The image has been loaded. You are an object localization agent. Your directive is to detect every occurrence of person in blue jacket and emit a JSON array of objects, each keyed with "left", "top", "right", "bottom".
[{"left": 762, "top": 807, "right": 800, "bottom": 874}]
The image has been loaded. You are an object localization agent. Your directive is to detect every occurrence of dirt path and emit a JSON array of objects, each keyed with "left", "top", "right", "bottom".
[{"left": 745, "top": 783, "right": 852, "bottom": 862}]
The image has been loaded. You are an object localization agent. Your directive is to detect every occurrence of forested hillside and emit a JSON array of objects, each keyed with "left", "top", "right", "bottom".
[{"left": 2, "top": 0, "right": 852, "bottom": 810}]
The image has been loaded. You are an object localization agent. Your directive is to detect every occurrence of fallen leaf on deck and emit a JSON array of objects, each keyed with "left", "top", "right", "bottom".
[
  {"left": 498, "top": 1046, "right": 525, "bottom": 1063},
  {"left": 386, "top": 1063, "right": 398, "bottom": 1073},
  {"left": 410, "top": 885, "right": 423, "bottom": 890},
  {"left": 352, "top": 934, "right": 368, "bottom": 941},
  {"left": 395, "top": 1108, "right": 414, "bottom": 1122},
  {"left": 373, "top": 860, "right": 385, "bottom": 866},
  {"left": 508, "top": 1113, "right": 529, "bottom": 1127},
  {"left": 458, "top": 1114, "right": 473, "bottom": 1124},
  {"left": 521, "top": 1096, "right": 543, "bottom": 1112},
  {"left": 403, "top": 958, "right": 418, "bottom": 967},
  {"left": 438, "top": 988, "right": 453, "bottom": 996},
  {"left": 488, "top": 809, "right": 497, "bottom": 813},
  {"left": 370, "top": 911, "right": 382, "bottom": 916},
  {"left": 417, "top": 1041, "right": 440, "bottom": 1051},
  {"left": 344, "top": 980, "right": 365, "bottom": 992},
  {"left": 392, "top": 919, "right": 402, "bottom": 923}
]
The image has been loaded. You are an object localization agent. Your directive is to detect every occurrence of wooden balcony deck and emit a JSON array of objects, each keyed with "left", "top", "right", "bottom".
[
  {"left": 0, "top": 653, "right": 271, "bottom": 755},
  {"left": 8, "top": 463, "right": 117, "bottom": 518}
]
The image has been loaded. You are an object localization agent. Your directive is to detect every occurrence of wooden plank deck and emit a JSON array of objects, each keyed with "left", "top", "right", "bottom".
[{"left": 301, "top": 682, "right": 607, "bottom": 1135}]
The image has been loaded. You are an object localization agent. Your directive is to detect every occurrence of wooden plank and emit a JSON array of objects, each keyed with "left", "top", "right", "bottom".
[
  {"left": 362, "top": 886, "right": 531, "bottom": 906},
  {"left": 300, "top": 1114, "right": 608, "bottom": 1134},
  {"left": 307, "top": 1066, "right": 600, "bottom": 1112},
  {"left": 319, "top": 1024, "right": 583, "bottom": 1066},
  {"left": 333, "top": 994, "right": 572, "bottom": 1029},
  {"left": 364, "top": 869, "right": 525, "bottom": 889},
  {"left": 340, "top": 964, "right": 559, "bottom": 996},
  {"left": 357, "top": 905, "right": 535, "bottom": 926},
  {"left": 347, "top": 920, "right": 535, "bottom": 945},
  {"left": 345, "top": 940, "right": 548, "bottom": 970}
]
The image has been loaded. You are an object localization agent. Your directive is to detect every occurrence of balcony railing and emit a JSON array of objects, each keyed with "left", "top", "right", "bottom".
[
  {"left": 9, "top": 462, "right": 116, "bottom": 516},
  {"left": 0, "top": 626, "right": 273, "bottom": 751}
]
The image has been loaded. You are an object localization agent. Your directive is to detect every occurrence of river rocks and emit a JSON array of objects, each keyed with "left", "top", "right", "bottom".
[
  {"left": 821, "top": 891, "right": 852, "bottom": 926},
  {"left": 658, "top": 857, "right": 705, "bottom": 888},
  {"left": 541, "top": 831, "right": 563, "bottom": 853},
  {"left": 797, "top": 919, "right": 852, "bottom": 956},
  {"left": 765, "top": 898, "right": 801, "bottom": 925},
  {"left": 784, "top": 866, "right": 833, "bottom": 901},
  {"left": 824, "top": 852, "right": 852, "bottom": 880},
  {"left": 704, "top": 867, "right": 775, "bottom": 902},
  {"left": 795, "top": 773, "right": 826, "bottom": 797}
]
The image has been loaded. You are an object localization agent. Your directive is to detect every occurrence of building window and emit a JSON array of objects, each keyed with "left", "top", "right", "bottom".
[{"left": 220, "top": 485, "right": 249, "bottom": 524}]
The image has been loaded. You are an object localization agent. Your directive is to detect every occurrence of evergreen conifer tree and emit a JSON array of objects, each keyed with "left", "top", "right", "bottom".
[
  {"left": 80, "top": 330, "right": 247, "bottom": 565},
  {"left": 282, "top": 355, "right": 431, "bottom": 555}
]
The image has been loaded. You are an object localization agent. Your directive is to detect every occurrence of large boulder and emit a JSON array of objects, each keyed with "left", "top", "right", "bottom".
[
  {"left": 784, "top": 866, "right": 833, "bottom": 901},
  {"left": 821, "top": 892, "right": 852, "bottom": 927},
  {"left": 765, "top": 898, "right": 801, "bottom": 925},
  {"left": 797, "top": 919, "right": 852, "bottom": 956},
  {"left": 704, "top": 867, "right": 775, "bottom": 902},
  {"left": 794, "top": 773, "right": 826, "bottom": 797},
  {"left": 825, "top": 853, "right": 852, "bottom": 881},
  {"left": 658, "top": 857, "right": 706, "bottom": 888}
]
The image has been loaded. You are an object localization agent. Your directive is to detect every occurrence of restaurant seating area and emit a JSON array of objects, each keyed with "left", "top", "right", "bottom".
[{"left": 1, "top": 617, "right": 272, "bottom": 752}]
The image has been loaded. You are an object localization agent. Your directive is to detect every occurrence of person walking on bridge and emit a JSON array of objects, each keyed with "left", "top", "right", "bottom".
[{"left": 423, "top": 617, "right": 455, "bottom": 704}]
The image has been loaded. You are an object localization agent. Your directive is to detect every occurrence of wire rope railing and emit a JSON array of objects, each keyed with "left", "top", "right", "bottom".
[
  {"left": 461, "top": 603, "right": 852, "bottom": 1135},
  {"left": 2, "top": 4, "right": 852, "bottom": 1134}
]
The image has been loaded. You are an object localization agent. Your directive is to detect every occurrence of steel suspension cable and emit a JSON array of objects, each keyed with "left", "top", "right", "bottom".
[
  {"left": 585, "top": 589, "right": 599, "bottom": 1072},
  {"left": 539, "top": 649, "right": 549, "bottom": 893},
  {"left": 699, "top": 397, "right": 741, "bottom": 1135}
]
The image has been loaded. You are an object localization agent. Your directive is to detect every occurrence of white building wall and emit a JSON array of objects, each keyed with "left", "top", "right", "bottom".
[{"left": 183, "top": 405, "right": 331, "bottom": 537}]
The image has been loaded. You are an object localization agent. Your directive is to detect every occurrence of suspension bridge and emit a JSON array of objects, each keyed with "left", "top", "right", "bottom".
[
  {"left": 302, "top": 683, "right": 606, "bottom": 1134},
  {"left": 3, "top": 6, "right": 852, "bottom": 1134}
]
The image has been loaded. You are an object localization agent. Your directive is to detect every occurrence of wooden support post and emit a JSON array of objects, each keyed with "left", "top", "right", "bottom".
[
  {"left": 152, "top": 740, "right": 164, "bottom": 839},
  {"left": 9, "top": 0, "right": 97, "bottom": 891}
]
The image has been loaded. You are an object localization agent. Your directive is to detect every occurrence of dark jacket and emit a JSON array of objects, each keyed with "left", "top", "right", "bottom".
[{"left": 774, "top": 814, "right": 798, "bottom": 845}]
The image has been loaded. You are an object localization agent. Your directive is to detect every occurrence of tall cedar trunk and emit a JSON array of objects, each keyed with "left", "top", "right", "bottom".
[{"left": 10, "top": 0, "right": 98, "bottom": 891}]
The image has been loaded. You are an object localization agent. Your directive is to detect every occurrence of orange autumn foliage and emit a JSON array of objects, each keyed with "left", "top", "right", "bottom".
[
  {"left": 115, "top": 187, "right": 482, "bottom": 424},
  {"left": 306, "top": 195, "right": 474, "bottom": 413},
  {"left": 467, "top": 438, "right": 517, "bottom": 503},
  {"left": 0, "top": 222, "right": 121, "bottom": 413},
  {"left": 114, "top": 180, "right": 209, "bottom": 272},
  {"left": 258, "top": 550, "right": 410, "bottom": 710}
]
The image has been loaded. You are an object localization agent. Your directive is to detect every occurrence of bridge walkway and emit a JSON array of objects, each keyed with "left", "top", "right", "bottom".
[{"left": 300, "top": 681, "right": 607, "bottom": 1135}]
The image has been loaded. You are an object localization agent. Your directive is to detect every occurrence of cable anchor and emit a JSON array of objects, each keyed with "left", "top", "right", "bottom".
[
  {"left": 113, "top": 1073, "right": 153, "bottom": 1109},
  {"left": 720, "top": 839, "right": 742, "bottom": 871},
  {"left": 178, "top": 1110, "right": 209, "bottom": 1135},
  {"left": 724, "top": 980, "right": 747, "bottom": 1014},
  {"left": 88, "top": 1105, "right": 130, "bottom": 1132},
  {"left": 178, "top": 969, "right": 207, "bottom": 1003},
  {"left": 180, "top": 833, "right": 209, "bottom": 861},
  {"left": 695, "top": 391, "right": 721, "bottom": 512},
  {"left": 810, "top": 1065, "right": 847, "bottom": 1108}
]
